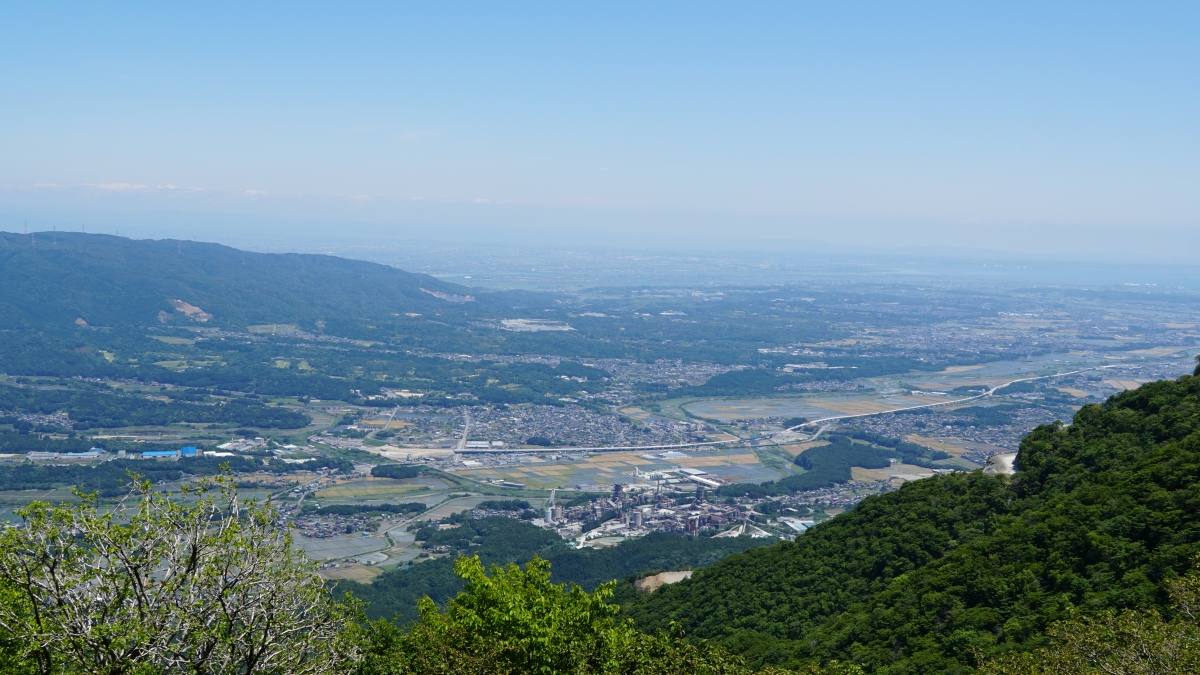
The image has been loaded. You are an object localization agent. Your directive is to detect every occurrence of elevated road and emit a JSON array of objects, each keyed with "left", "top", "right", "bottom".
[{"left": 456, "top": 409, "right": 470, "bottom": 451}]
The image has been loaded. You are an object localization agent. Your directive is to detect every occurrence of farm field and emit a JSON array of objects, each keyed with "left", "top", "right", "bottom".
[
  {"left": 777, "top": 440, "right": 830, "bottom": 458},
  {"left": 309, "top": 528, "right": 423, "bottom": 576},
  {"left": 902, "top": 434, "right": 1013, "bottom": 469},
  {"left": 294, "top": 532, "right": 389, "bottom": 560},
  {"left": 900, "top": 351, "right": 1101, "bottom": 391},
  {"left": 1104, "top": 379, "right": 1151, "bottom": 391},
  {"left": 319, "top": 564, "right": 382, "bottom": 582},
  {"left": 448, "top": 448, "right": 783, "bottom": 488},
  {"left": 685, "top": 393, "right": 930, "bottom": 423},
  {"left": 413, "top": 495, "right": 492, "bottom": 522},
  {"left": 0, "top": 488, "right": 80, "bottom": 511},
  {"left": 685, "top": 351, "right": 1132, "bottom": 426},
  {"left": 314, "top": 476, "right": 449, "bottom": 503}
]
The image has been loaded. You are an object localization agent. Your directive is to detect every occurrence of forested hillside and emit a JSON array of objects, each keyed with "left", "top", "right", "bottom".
[
  {"left": 626, "top": 374, "right": 1200, "bottom": 672},
  {"left": 0, "top": 231, "right": 469, "bottom": 330},
  {"left": 339, "top": 515, "right": 770, "bottom": 625}
]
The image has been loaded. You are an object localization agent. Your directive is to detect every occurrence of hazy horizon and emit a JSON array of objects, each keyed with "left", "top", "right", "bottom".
[
  {"left": 6, "top": 223, "right": 1200, "bottom": 291},
  {"left": 3, "top": 3, "right": 1198, "bottom": 261}
]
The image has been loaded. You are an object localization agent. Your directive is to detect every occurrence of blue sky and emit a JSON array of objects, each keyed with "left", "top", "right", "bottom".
[{"left": 1, "top": 2, "right": 1198, "bottom": 258}]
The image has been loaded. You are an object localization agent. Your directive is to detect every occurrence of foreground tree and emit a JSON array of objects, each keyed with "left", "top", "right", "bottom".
[
  {"left": 358, "top": 554, "right": 861, "bottom": 675},
  {"left": 0, "top": 476, "right": 357, "bottom": 675},
  {"left": 980, "top": 564, "right": 1200, "bottom": 675}
]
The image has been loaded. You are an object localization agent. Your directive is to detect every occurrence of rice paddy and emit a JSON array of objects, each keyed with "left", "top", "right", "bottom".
[
  {"left": 294, "top": 533, "right": 389, "bottom": 560},
  {"left": 1104, "top": 379, "right": 1149, "bottom": 391},
  {"left": 685, "top": 394, "right": 927, "bottom": 422},
  {"left": 413, "top": 496, "right": 492, "bottom": 522},
  {"left": 313, "top": 476, "right": 448, "bottom": 502},
  {"left": 319, "top": 565, "right": 383, "bottom": 582},
  {"left": 449, "top": 447, "right": 783, "bottom": 488}
]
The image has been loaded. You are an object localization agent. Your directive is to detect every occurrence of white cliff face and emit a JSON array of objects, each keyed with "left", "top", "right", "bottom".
[
  {"left": 635, "top": 571, "right": 693, "bottom": 594},
  {"left": 983, "top": 452, "right": 1017, "bottom": 476}
]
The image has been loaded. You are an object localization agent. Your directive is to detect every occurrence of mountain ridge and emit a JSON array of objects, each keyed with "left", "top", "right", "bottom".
[{"left": 0, "top": 231, "right": 472, "bottom": 330}]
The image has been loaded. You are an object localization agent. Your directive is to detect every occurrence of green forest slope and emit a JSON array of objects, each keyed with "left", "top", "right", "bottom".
[
  {"left": 340, "top": 516, "right": 770, "bottom": 625},
  {"left": 625, "top": 374, "right": 1200, "bottom": 673},
  {"left": 0, "top": 231, "right": 470, "bottom": 329}
]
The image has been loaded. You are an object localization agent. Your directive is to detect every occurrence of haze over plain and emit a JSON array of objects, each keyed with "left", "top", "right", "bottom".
[{"left": 1, "top": 2, "right": 1198, "bottom": 261}]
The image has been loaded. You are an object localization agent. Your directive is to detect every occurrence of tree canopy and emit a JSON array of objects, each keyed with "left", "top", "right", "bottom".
[{"left": 355, "top": 555, "right": 856, "bottom": 675}]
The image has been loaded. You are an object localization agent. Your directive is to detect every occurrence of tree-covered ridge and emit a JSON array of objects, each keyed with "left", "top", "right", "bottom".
[
  {"left": 977, "top": 562, "right": 1200, "bottom": 674},
  {"left": 339, "top": 516, "right": 770, "bottom": 626},
  {"left": 358, "top": 555, "right": 830, "bottom": 675},
  {"left": 549, "top": 531, "right": 770, "bottom": 597},
  {"left": 627, "top": 374, "right": 1200, "bottom": 672},
  {"left": 0, "top": 231, "right": 466, "bottom": 329},
  {"left": 341, "top": 517, "right": 566, "bottom": 625},
  {"left": 629, "top": 473, "right": 1012, "bottom": 668}
]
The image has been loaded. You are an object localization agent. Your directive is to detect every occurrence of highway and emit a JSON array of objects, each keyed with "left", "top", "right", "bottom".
[
  {"left": 456, "top": 409, "right": 471, "bottom": 451},
  {"left": 366, "top": 405, "right": 401, "bottom": 441}
]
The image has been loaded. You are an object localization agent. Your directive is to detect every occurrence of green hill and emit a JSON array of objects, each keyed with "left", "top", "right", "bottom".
[
  {"left": 339, "top": 516, "right": 771, "bottom": 626},
  {"left": 624, "top": 375, "right": 1200, "bottom": 672},
  {"left": 0, "top": 231, "right": 471, "bottom": 329}
]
